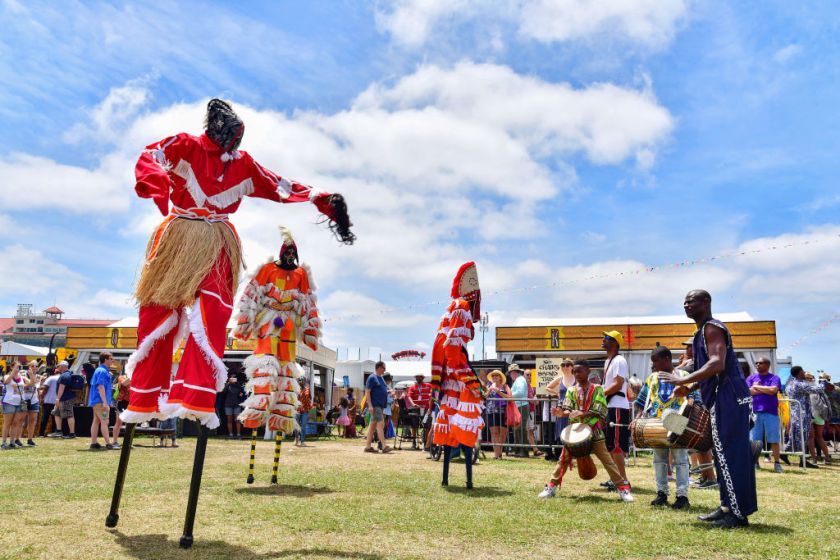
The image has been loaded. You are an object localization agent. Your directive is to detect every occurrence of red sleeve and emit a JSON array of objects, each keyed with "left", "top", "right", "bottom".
[
  {"left": 245, "top": 154, "right": 342, "bottom": 224},
  {"left": 134, "top": 134, "right": 186, "bottom": 216}
]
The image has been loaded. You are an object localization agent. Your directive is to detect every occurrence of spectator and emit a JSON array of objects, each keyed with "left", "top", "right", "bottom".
[
  {"left": 364, "top": 362, "right": 391, "bottom": 453},
  {"left": 88, "top": 352, "right": 117, "bottom": 450},
  {"left": 746, "top": 357, "right": 784, "bottom": 472},
  {"left": 157, "top": 416, "right": 178, "bottom": 447},
  {"left": 544, "top": 359, "right": 575, "bottom": 461},
  {"left": 485, "top": 370, "right": 512, "bottom": 459},
  {"left": 380, "top": 373, "right": 395, "bottom": 445},
  {"left": 785, "top": 366, "right": 823, "bottom": 468},
  {"left": 602, "top": 330, "right": 631, "bottom": 489},
  {"left": 509, "top": 364, "right": 529, "bottom": 458},
  {"left": 344, "top": 388, "right": 358, "bottom": 438},
  {"left": 224, "top": 374, "right": 245, "bottom": 439},
  {"left": 524, "top": 370, "right": 544, "bottom": 457},
  {"left": 21, "top": 361, "right": 41, "bottom": 446},
  {"left": 826, "top": 381, "right": 840, "bottom": 449},
  {"left": 407, "top": 374, "right": 432, "bottom": 449},
  {"left": 2, "top": 363, "right": 27, "bottom": 450},
  {"left": 808, "top": 377, "right": 832, "bottom": 465},
  {"left": 111, "top": 372, "right": 130, "bottom": 444},
  {"left": 296, "top": 377, "right": 313, "bottom": 447},
  {"left": 53, "top": 361, "right": 83, "bottom": 439},
  {"left": 335, "top": 397, "right": 352, "bottom": 437},
  {"left": 39, "top": 364, "right": 62, "bottom": 437}
]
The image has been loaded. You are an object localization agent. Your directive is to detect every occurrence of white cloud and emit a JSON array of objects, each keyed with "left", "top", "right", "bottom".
[
  {"left": 0, "top": 244, "right": 88, "bottom": 298},
  {"left": 375, "top": 0, "right": 688, "bottom": 50},
  {"left": 320, "top": 290, "right": 433, "bottom": 328},
  {"left": 773, "top": 44, "right": 802, "bottom": 64}
]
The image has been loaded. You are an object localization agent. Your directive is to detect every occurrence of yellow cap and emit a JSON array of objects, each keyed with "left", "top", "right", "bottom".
[{"left": 602, "top": 330, "right": 625, "bottom": 347}]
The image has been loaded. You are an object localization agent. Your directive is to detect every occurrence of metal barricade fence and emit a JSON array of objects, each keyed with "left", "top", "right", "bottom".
[
  {"left": 629, "top": 398, "right": 809, "bottom": 471},
  {"left": 480, "top": 397, "right": 563, "bottom": 455}
]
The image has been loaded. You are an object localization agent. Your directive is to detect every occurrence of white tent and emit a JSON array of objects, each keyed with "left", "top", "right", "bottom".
[{"left": 0, "top": 341, "right": 50, "bottom": 357}]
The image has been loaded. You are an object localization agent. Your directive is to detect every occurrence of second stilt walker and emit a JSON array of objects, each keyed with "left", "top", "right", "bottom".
[
  {"left": 431, "top": 262, "right": 483, "bottom": 489},
  {"left": 233, "top": 227, "right": 321, "bottom": 484}
]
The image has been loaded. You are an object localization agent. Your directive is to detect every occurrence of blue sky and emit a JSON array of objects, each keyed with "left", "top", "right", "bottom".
[{"left": 1, "top": 0, "right": 839, "bottom": 374}]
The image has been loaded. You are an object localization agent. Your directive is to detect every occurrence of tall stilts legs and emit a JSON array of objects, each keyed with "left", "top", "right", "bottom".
[
  {"left": 271, "top": 433, "right": 282, "bottom": 484},
  {"left": 246, "top": 429, "right": 257, "bottom": 484},
  {"left": 106, "top": 423, "right": 136, "bottom": 528},
  {"left": 463, "top": 446, "right": 474, "bottom": 489},
  {"left": 179, "top": 422, "right": 209, "bottom": 550},
  {"left": 442, "top": 444, "right": 452, "bottom": 486}
]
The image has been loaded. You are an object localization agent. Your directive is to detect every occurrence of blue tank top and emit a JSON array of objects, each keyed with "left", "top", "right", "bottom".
[{"left": 692, "top": 318, "right": 748, "bottom": 409}]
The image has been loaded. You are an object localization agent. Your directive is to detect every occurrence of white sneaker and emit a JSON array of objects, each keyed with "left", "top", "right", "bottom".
[
  {"left": 619, "top": 489, "right": 635, "bottom": 503},
  {"left": 538, "top": 485, "right": 556, "bottom": 498}
]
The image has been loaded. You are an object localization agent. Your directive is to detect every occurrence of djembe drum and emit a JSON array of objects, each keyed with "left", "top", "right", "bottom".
[
  {"left": 662, "top": 402, "right": 712, "bottom": 452},
  {"left": 560, "top": 423, "right": 594, "bottom": 458},
  {"left": 630, "top": 417, "right": 672, "bottom": 449}
]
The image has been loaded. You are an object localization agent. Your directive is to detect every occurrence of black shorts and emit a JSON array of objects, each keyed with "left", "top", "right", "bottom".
[{"left": 606, "top": 408, "right": 630, "bottom": 453}]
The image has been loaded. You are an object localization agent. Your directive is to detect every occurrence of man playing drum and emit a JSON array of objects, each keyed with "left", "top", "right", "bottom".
[
  {"left": 634, "top": 346, "right": 698, "bottom": 509},
  {"left": 538, "top": 360, "right": 634, "bottom": 502}
]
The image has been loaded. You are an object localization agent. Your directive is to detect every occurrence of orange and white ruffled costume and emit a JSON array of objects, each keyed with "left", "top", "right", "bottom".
[
  {"left": 432, "top": 262, "right": 484, "bottom": 448},
  {"left": 232, "top": 229, "right": 321, "bottom": 435}
]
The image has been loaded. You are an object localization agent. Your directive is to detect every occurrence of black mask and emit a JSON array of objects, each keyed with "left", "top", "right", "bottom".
[{"left": 205, "top": 98, "right": 244, "bottom": 152}]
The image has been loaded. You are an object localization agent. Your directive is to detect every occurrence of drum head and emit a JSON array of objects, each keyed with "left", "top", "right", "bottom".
[
  {"left": 662, "top": 409, "right": 690, "bottom": 435},
  {"left": 561, "top": 423, "right": 592, "bottom": 445}
]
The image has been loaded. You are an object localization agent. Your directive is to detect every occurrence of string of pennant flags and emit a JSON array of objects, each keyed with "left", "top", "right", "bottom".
[
  {"left": 321, "top": 232, "right": 840, "bottom": 324},
  {"left": 784, "top": 313, "right": 840, "bottom": 353}
]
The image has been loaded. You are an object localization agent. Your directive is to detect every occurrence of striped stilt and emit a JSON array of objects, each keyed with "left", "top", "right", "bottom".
[
  {"left": 270, "top": 433, "right": 282, "bottom": 484},
  {"left": 246, "top": 429, "right": 257, "bottom": 484}
]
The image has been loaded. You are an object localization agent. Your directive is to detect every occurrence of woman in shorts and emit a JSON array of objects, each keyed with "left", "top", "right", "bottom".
[
  {"left": 485, "top": 370, "right": 512, "bottom": 459},
  {"left": 2, "top": 363, "right": 28, "bottom": 449}
]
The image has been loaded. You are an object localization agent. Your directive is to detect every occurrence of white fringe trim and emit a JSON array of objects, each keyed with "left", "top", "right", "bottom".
[
  {"left": 244, "top": 354, "right": 280, "bottom": 377},
  {"left": 443, "top": 337, "right": 467, "bottom": 348},
  {"left": 165, "top": 404, "right": 221, "bottom": 429},
  {"left": 457, "top": 401, "right": 484, "bottom": 415},
  {"left": 189, "top": 297, "right": 228, "bottom": 392},
  {"left": 442, "top": 379, "right": 465, "bottom": 392},
  {"left": 449, "top": 413, "right": 484, "bottom": 434},
  {"left": 448, "top": 326, "right": 473, "bottom": 338},
  {"left": 125, "top": 310, "right": 179, "bottom": 377}
]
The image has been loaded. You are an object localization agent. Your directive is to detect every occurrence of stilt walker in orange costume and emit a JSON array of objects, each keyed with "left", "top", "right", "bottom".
[
  {"left": 233, "top": 227, "right": 321, "bottom": 485},
  {"left": 106, "top": 99, "right": 353, "bottom": 549},
  {"left": 431, "top": 262, "right": 483, "bottom": 489}
]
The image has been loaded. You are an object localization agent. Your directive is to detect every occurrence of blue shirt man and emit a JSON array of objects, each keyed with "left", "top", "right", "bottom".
[
  {"left": 89, "top": 362, "right": 114, "bottom": 407},
  {"left": 364, "top": 361, "right": 392, "bottom": 453}
]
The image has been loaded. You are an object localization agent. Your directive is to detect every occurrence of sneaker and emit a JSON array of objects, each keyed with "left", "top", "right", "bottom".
[
  {"left": 774, "top": 462, "right": 783, "bottom": 473},
  {"left": 698, "top": 507, "right": 726, "bottom": 522},
  {"left": 62, "top": 434, "right": 76, "bottom": 439},
  {"left": 671, "top": 496, "right": 690, "bottom": 510},
  {"left": 801, "top": 459, "right": 819, "bottom": 469},
  {"left": 47, "top": 432, "right": 63, "bottom": 438},
  {"left": 694, "top": 478, "right": 719, "bottom": 490},
  {"left": 824, "top": 458, "right": 832, "bottom": 466},
  {"left": 27, "top": 439, "right": 36, "bottom": 446},
  {"left": 89, "top": 443, "right": 103, "bottom": 450},
  {"left": 600, "top": 480, "right": 617, "bottom": 492},
  {"left": 538, "top": 484, "right": 557, "bottom": 498},
  {"left": 709, "top": 512, "right": 749, "bottom": 529},
  {"left": 1, "top": 443, "right": 9, "bottom": 450},
  {"left": 13, "top": 439, "right": 22, "bottom": 447},
  {"left": 618, "top": 488, "right": 635, "bottom": 503},
  {"left": 650, "top": 491, "right": 668, "bottom": 507},
  {"left": 363, "top": 447, "right": 378, "bottom": 453},
  {"left": 171, "top": 441, "right": 179, "bottom": 448},
  {"left": 106, "top": 443, "right": 120, "bottom": 450}
]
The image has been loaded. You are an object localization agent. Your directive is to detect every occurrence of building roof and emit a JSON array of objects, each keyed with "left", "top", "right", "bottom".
[
  {"left": 0, "top": 341, "right": 50, "bottom": 356},
  {"left": 0, "top": 318, "right": 15, "bottom": 334},
  {"left": 43, "top": 306, "right": 64, "bottom": 314},
  {"left": 56, "top": 319, "right": 115, "bottom": 327},
  {"left": 513, "top": 312, "right": 755, "bottom": 327}
]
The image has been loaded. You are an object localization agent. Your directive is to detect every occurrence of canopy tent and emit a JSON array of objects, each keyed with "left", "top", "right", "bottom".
[{"left": 0, "top": 340, "right": 50, "bottom": 357}]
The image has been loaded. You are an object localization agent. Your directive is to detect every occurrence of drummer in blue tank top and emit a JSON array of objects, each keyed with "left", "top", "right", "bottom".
[{"left": 658, "top": 290, "right": 757, "bottom": 528}]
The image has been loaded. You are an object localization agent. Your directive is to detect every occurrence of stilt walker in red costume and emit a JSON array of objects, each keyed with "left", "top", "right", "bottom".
[
  {"left": 106, "top": 99, "right": 353, "bottom": 549},
  {"left": 431, "top": 262, "right": 483, "bottom": 489},
  {"left": 233, "top": 227, "right": 321, "bottom": 485}
]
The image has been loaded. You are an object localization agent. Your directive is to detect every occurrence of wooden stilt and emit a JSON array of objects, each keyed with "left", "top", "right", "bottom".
[
  {"left": 106, "top": 423, "right": 136, "bottom": 528},
  {"left": 179, "top": 422, "right": 209, "bottom": 549},
  {"left": 246, "top": 428, "right": 257, "bottom": 484},
  {"left": 271, "top": 432, "right": 282, "bottom": 484}
]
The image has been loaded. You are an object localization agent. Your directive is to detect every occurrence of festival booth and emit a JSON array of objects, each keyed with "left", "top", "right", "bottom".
[
  {"left": 64, "top": 318, "right": 337, "bottom": 435},
  {"left": 495, "top": 312, "right": 777, "bottom": 392}
]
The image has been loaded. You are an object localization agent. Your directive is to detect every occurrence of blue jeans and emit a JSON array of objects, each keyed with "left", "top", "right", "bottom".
[
  {"left": 750, "top": 412, "right": 780, "bottom": 444},
  {"left": 653, "top": 447, "right": 689, "bottom": 497},
  {"left": 296, "top": 412, "right": 308, "bottom": 443}
]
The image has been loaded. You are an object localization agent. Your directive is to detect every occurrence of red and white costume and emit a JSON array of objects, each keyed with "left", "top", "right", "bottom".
[
  {"left": 233, "top": 230, "right": 321, "bottom": 434},
  {"left": 431, "top": 262, "right": 484, "bottom": 448},
  {"left": 122, "top": 132, "right": 339, "bottom": 429}
]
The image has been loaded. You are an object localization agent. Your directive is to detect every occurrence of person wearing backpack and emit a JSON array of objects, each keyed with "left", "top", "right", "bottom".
[{"left": 53, "top": 361, "right": 83, "bottom": 439}]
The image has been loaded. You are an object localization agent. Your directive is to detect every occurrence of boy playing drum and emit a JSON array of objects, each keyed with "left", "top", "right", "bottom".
[{"left": 538, "top": 360, "right": 634, "bottom": 502}]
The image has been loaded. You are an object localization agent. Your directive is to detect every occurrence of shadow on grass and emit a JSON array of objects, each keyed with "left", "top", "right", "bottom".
[
  {"left": 692, "top": 522, "right": 794, "bottom": 534},
  {"left": 565, "top": 494, "right": 617, "bottom": 504},
  {"left": 234, "top": 484, "right": 334, "bottom": 497},
  {"left": 112, "top": 532, "right": 385, "bottom": 559},
  {"left": 442, "top": 485, "right": 513, "bottom": 497}
]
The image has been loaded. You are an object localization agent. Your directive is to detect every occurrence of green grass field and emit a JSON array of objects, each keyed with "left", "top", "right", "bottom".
[{"left": 0, "top": 436, "right": 836, "bottom": 560}]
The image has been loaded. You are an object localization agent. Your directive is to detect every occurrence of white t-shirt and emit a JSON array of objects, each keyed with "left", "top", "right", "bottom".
[
  {"left": 603, "top": 354, "right": 630, "bottom": 410},
  {"left": 42, "top": 374, "right": 61, "bottom": 405}
]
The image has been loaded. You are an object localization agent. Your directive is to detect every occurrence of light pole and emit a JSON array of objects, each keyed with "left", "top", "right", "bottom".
[{"left": 479, "top": 312, "right": 489, "bottom": 361}]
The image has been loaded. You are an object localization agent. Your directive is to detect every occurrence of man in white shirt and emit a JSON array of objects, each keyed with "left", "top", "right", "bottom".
[
  {"left": 602, "top": 330, "right": 631, "bottom": 489},
  {"left": 40, "top": 362, "right": 64, "bottom": 437},
  {"left": 509, "top": 364, "right": 530, "bottom": 457}
]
